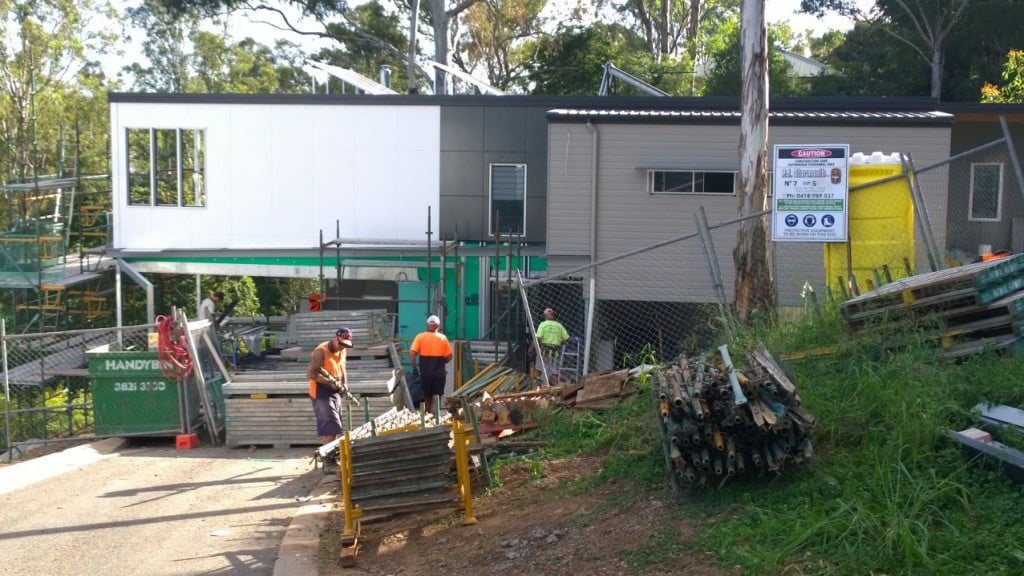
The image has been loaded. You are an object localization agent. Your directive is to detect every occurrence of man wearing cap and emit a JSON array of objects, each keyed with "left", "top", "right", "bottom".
[
  {"left": 409, "top": 315, "right": 453, "bottom": 415},
  {"left": 307, "top": 327, "right": 354, "bottom": 453}
]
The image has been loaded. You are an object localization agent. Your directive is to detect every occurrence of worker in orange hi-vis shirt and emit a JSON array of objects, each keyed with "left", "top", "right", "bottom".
[{"left": 409, "top": 315, "right": 453, "bottom": 416}]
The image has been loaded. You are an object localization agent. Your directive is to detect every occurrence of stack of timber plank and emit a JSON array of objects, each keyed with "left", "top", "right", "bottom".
[
  {"left": 656, "top": 345, "right": 816, "bottom": 489},
  {"left": 841, "top": 254, "right": 1024, "bottom": 358},
  {"left": 222, "top": 341, "right": 405, "bottom": 447}
]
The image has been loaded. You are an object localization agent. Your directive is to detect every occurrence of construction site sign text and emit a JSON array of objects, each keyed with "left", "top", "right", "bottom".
[{"left": 772, "top": 144, "right": 850, "bottom": 242}]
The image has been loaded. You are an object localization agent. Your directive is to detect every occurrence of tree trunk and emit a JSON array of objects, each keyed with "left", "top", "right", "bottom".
[
  {"left": 659, "top": 0, "right": 671, "bottom": 59},
  {"left": 930, "top": 46, "right": 943, "bottom": 99},
  {"left": 733, "top": 0, "right": 773, "bottom": 321},
  {"left": 430, "top": 0, "right": 449, "bottom": 94},
  {"left": 686, "top": 0, "right": 700, "bottom": 65}
]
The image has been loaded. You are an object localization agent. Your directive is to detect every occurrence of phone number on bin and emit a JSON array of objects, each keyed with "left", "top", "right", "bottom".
[{"left": 113, "top": 381, "right": 167, "bottom": 392}]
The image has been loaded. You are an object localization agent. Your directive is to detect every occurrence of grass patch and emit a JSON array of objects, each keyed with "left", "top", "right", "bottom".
[{"left": 534, "top": 305, "right": 1024, "bottom": 575}]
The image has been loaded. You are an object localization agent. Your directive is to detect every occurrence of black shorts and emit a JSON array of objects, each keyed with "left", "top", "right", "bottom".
[{"left": 420, "top": 373, "right": 446, "bottom": 398}]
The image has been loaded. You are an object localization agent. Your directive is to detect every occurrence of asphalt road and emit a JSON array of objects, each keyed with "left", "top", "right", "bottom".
[{"left": 0, "top": 438, "right": 323, "bottom": 576}]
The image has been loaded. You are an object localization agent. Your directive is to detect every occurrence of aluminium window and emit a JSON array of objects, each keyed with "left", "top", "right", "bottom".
[
  {"left": 126, "top": 128, "right": 206, "bottom": 207},
  {"left": 648, "top": 170, "right": 736, "bottom": 194},
  {"left": 968, "top": 163, "right": 1002, "bottom": 221},
  {"left": 489, "top": 163, "right": 526, "bottom": 236}
]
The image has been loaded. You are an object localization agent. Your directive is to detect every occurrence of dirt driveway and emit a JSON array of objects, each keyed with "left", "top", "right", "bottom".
[
  {"left": 320, "top": 455, "right": 741, "bottom": 576},
  {"left": 0, "top": 438, "right": 321, "bottom": 576}
]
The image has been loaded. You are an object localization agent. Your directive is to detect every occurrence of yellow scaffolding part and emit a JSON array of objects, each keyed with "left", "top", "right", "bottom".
[{"left": 337, "top": 422, "right": 478, "bottom": 567}]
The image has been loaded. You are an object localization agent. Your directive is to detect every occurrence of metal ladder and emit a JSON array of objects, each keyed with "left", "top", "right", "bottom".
[{"left": 558, "top": 337, "right": 582, "bottom": 384}]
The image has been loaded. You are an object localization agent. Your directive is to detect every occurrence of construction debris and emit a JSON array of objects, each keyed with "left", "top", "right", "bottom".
[
  {"left": 560, "top": 369, "right": 635, "bottom": 410},
  {"left": 656, "top": 344, "right": 816, "bottom": 489}
]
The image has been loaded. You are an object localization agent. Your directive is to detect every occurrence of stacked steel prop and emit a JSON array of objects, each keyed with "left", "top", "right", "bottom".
[{"left": 655, "top": 344, "right": 817, "bottom": 488}]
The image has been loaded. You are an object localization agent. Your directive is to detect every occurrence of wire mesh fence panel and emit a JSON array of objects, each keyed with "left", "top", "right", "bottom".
[
  {"left": 914, "top": 134, "right": 1024, "bottom": 268},
  {"left": 520, "top": 233, "right": 730, "bottom": 382},
  {"left": 2, "top": 324, "right": 153, "bottom": 458}
]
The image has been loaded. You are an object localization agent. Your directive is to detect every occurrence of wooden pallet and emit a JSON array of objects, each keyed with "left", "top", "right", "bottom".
[{"left": 842, "top": 255, "right": 1024, "bottom": 320}]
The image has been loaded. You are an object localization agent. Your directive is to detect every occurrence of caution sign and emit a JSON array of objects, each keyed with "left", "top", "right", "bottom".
[{"left": 772, "top": 144, "right": 850, "bottom": 242}]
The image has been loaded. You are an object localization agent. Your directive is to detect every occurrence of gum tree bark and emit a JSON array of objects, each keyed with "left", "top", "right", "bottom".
[{"left": 733, "top": 0, "right": 773, "bottom": 321}]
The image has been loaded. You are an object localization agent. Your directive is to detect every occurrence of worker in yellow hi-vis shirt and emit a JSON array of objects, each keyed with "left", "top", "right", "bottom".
[{"left": 529, "top": 308, "right": 569, "bottom": 386}]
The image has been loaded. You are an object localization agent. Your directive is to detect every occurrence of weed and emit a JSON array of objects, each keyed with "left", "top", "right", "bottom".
[{"left": 624, "top": 526, "right": 683, "bottom": 568}]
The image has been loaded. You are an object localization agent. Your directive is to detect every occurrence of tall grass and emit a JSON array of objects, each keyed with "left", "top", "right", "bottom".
[
  {"left": 528, "top": 304, "right": 1024, "bottom": 574},
  {"left": 691, "top": 308, "right": 1024, "bottom": 575}
]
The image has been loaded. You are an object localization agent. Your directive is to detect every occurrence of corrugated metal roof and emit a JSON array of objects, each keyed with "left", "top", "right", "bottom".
[{"left": 547, "top": 108, "right": 953, "bottom": 124}]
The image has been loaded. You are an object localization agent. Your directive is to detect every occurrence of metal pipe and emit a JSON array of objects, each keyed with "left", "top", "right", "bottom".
[
  {"left": 583, "top": 121, "right": 599, "bottom": 376},
  {"left": 717, "top": 344, "right": 748, "bottom": 406},
  {"left": 1000, "top": 115, "right": 1024, "bottom": 211},
  {"left": 2, "top": 319, "right": 10, "bottom": 462}
]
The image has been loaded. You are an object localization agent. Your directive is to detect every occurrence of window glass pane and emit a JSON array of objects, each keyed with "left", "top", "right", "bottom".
[
  {"left": 126, "top": 129, "right": 152, "bottom": 206},
  {"left": 491, "top": 164, "right": 525, "bottom": 235},
  {"left": 971, "top": 164, "right": 1001, "bottom": 220},
  {"left": 154, "top": 129, "right": 179, "bottom": 206},
  {"left": 652, "top": 171, "right": 693, "bottom": 193},
  {"left": 701, "top": 171, "right": 736, "bottom": 193},
  {"left": 181, "top": 129, "right": 206, "bottom": 207}
]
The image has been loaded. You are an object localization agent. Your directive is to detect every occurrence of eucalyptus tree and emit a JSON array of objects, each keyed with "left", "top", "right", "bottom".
[
  {"left": 0, "top": 0, "right": 117, "bottom": 183},
  {"left": 602, "top": 0, "right": 740, "bottom": 69},
  {"left": 158, "top": 0, "right": 484, "bottom": 93},
  {"left": 733, "top": 0, "right": 772, "bottom": 321},
  {"left": 701, "top": 15, "right": 806, "bottom": 97},
  {"left": 456, "top": 0, "right": 549, "bottom": 92},
  {"left": 799, "top": 0, "right": 972, "bottom": 99},
  {"left": 526, "top": 21, "right": 689, "bottom": 95},
  {"left": 124, "top": 0, "right": 203, "bottom": 92}
]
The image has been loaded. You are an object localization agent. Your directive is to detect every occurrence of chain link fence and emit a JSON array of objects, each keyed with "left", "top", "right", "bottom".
[
  {"left": 513, "top": 131, "right": 1024, "bottom": 381},
  {"left": 1, "top": 323, "right": 151, "bottom": 461}
]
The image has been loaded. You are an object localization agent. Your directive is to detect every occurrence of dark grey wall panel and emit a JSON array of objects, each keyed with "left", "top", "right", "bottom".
[
  {"left": 484, "top": 107, "right": 527, "bottom": 152},
  {"left": 441, "top": 106, "right": 484, "bottom": 151},
  {"left": 439, "top": 103, "right": 549, "bottom": 243}
]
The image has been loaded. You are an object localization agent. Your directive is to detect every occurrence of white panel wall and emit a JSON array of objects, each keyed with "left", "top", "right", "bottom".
[{"left": 110, "top": 102, "right": 440, "bottom": 250}]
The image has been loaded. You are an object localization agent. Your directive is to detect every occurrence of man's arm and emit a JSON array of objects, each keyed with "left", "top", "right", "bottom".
[{"left": 307, "top": 348, "right": 330, "bottom": 384}]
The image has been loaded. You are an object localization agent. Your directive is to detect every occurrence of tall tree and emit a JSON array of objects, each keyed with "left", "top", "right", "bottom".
[
  {"left": 803, "top": 20, "right": 929, "bottom": 97},
  {"left": 733, "top": 0, "right": 773, "bottom": 321},
  {"left": 124, "top": 0, "right": 203, "bottom": 92},
  {"left": 800, "top": 0, "right": 972, "bottom": 99},
  {"left": 0, "top": 0, "right": 116, "bottom": 183},
  {"left": 160, "top": 0, "right": 483, "bottom": 93},
  {"left": 456, "top": 0, "right": 548, "bottom": 92},
  {"left": 701, "top": 16, "right": 806, "bottom": 97},
  {"left": 526, "top": 21, "right": 690, "bottom": 95}
]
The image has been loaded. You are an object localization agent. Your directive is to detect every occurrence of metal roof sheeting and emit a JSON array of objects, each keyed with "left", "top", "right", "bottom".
[{"left": 546, "top": 108, "right": 953, "bottom": 125}]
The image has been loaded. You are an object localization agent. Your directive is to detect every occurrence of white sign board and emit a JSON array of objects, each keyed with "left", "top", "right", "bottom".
[{"left": 772, "top": 144, "right": 850, "bottom": 242}]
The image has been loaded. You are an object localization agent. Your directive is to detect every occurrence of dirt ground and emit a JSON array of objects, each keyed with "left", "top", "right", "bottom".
[{"left": 318, "top": 454, "right": 741, "bottom": 576}]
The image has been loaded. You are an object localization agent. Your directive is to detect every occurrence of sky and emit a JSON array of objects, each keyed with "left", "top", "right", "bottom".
[{"left": 107, "top": 0, "right": 872, "bottom": 82}]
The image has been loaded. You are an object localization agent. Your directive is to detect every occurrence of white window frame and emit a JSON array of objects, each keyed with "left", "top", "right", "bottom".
[
  {"left": 647, "top": 170, "right": 737, "bottom": 195},
  {"left": 126, "top": 127, "right": 206, "bottom": 208},
  {"left": 488, "top": 163, "right": 527, "bottom": 237},
  {"left": 968, "top": 162, "right": 1003, "bottom": 222}
]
